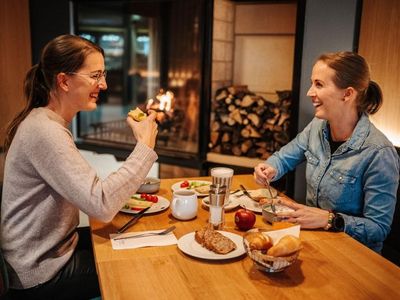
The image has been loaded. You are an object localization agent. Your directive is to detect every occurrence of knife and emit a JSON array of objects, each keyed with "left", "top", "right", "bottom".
[
  {"left": 239, "top": 184, "right": 257, "bottom": 201},
  {"left": 116, "top": 206, "right": 151, "bottom": 234}
]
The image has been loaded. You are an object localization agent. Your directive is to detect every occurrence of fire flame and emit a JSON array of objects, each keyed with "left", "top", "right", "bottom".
[{"left": 146, "top": 90, "right": 174, "bottom": 112}]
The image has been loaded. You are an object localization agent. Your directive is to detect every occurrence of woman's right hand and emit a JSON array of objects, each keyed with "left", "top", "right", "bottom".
[
  {"left": 127, "top": 110, "right": 158, "bottom": 149},
  {"left": 254, "top": 163, "right": 277, "bottom": 186}
]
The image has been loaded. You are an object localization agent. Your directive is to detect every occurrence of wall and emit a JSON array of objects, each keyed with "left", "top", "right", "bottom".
[
  {"left": 29, "top": 0, "right": 71, "bottom": 63},
  {"left": 211, "top": 0, "right": 235, "bottom": 97},
  {"left": 0, "top": 0, "right": 32, "bottom": 182},
  {"left": 233, "top": 3, "right": 296, "bottom": 99},
  {"left": 358, "top": 0, "right": 400, "bottom": 147},
  {"left": 0, "top": 0, "right": 31, "bottom": 147},
  {"left": 294, "top": 0, "right": 359, "bottom": 202}
]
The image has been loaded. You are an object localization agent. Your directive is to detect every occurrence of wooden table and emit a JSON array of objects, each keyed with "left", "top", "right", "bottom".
[{"left": 90, "top": 175, "right": 400, "bottom": 299}]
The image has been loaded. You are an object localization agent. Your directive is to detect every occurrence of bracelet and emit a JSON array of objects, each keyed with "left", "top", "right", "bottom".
[{"left": 324, "top": 211, "right": 335, "bottom": 231}]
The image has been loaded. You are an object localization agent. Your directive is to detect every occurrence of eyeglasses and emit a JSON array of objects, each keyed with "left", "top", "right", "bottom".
[{"left": 68, "top": 70, "right": 107, "bottom": 83}]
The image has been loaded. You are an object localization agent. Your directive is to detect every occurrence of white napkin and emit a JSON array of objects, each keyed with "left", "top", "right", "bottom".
[
  {"left": 110, "top": 229, "right": 178, "bottom": 250},
  {"left": 265, "top": 225, "right": 301, "bottom": 244}
]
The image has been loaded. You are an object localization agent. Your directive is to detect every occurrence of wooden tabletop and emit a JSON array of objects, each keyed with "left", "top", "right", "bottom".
[{"left": 90, "top": 174, "right": 400, "bottom": 299}]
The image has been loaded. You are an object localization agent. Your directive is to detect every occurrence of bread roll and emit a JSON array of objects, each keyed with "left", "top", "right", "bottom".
[
  {"left": 246, "top": 232, "right": 273, "bottom": 251},
  {"left": 128, "top": 107, "right": 147, "bottom": 122},
  {"left": 267, "top": 235, "right": 301, "bottom": 257}
]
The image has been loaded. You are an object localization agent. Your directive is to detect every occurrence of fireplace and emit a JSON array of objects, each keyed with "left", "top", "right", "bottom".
[{"left": 74, "top": 0, "right": 213, "bottom": 170}]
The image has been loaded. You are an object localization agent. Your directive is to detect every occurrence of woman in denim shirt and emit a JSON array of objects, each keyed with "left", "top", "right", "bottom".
[{"left": 254, "top": 52, "right": 399, "bottom": 252}]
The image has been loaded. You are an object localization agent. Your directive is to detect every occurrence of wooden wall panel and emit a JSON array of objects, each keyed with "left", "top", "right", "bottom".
[
  {"left": 235, "top": 3, "right": 297, "bottom": 34},
  {"left": 358, "top": 0, "right": 400, "bottom": 146},
  {"left": 0, "top": 0, "right": 31, "bottom": 147}
]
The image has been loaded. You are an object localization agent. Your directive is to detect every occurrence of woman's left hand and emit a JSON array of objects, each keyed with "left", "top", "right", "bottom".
[{"left": 277, "top": 200, "right": 330, "bottom": 229}]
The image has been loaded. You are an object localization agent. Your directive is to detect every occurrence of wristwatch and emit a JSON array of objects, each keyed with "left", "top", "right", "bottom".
[{"left": 331, "top": 213, "right": 345, "bottom": 232}]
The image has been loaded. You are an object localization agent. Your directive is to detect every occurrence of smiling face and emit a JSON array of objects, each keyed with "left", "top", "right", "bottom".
[
  {"left": 307, "top": 61, "right": 347, "bottom": 122},
  {"left": 66, "top": 51, "right": 107, "bottom": 112}
]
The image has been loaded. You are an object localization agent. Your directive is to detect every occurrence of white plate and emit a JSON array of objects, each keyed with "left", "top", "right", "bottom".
[
  {"left": 201, "top": 195, "right": 241, "bottom": 211},
  {"left": 120, "top": 196, "right": 170, "bottom": 214},
  {"left": 237, "top": 189, "right": 278, "bottom": 213},
  {"left": 171, "top": 180, "right": 212, "bottom": 196},
  {"left": 177, "top": 231, "right": 246, "bottom": 260},
  {"left": 238, "top": 194, "right": 262, "bottom": 213}
]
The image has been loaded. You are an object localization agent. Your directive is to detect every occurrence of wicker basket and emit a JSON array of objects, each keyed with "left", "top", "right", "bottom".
[{"left": 243, "top": 231, "right": 300, "bottom": 273}]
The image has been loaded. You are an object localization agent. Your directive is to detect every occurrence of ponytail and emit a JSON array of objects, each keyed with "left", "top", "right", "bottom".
[
  {"left": 3, "top": 64, "right": 50, "bottom": 154},
  {"left": 360, "top": 80, "right": 382, "bottom": 115}
]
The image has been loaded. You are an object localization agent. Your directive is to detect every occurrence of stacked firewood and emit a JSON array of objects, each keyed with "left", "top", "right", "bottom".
[{"left": 209, "top": 86, "right": 292, "bottom": 160}]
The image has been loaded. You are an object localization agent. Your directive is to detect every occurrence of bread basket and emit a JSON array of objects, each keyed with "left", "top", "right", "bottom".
[{"left": 243, "top": 228, "right": 301, "bottom": 273}]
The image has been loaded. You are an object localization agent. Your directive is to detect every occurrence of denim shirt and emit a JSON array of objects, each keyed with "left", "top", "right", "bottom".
[{"left": 267, "top": 113, "right": 399, "bottom": 252}]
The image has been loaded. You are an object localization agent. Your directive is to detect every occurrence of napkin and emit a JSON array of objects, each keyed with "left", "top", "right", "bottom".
[
  {"left": 265, "top": 225, "right": 301, "bottom": 244},
  {"left": 110, "top": 229, "right": 178, "bottom": 250}
]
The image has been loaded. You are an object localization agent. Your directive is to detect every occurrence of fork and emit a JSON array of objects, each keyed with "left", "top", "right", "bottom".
[
  {"left": 113, "top": 225, "right": 176, "bottom": 241},
  {"left": 265, "top": 180, "right": 277, "bottom": 213}
]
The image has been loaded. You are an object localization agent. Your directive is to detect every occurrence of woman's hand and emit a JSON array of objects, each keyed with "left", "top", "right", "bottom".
[
  {"left": 127, "top": 110, "right": 158, "bottom": 149},
  {"left": 254, "top": 163, "right": 277, "bottom": 186},
  {"left": 277, "top": 200, "right": 330, "bottom": 229}
]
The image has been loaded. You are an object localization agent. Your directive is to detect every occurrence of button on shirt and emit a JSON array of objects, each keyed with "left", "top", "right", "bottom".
[{"left": 267, "top": 113, "right": 399, "bottom": 252}]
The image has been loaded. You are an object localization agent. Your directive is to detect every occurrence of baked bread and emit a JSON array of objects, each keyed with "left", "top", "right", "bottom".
[
  {"left": 246, "top": 232, "right": 273, "bottom": 251},
  {"left": 267, "top": 235, "right": 301, "bottom": 257},
  {"left": 128, "top": 107, "right": 147, "bottom": 122},
  {"left": 195, "top": 227, "right": 236, "bottom": 254}
]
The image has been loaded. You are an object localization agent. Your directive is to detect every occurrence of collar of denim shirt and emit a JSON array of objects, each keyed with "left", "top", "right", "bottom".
[{"left": 322, "top": 113, "right": 370, "bottom": 153}]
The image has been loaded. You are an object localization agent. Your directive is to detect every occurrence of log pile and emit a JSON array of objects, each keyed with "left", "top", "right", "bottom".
[{"left": 209, "top": 86, "right": 292, "bottom": 160}]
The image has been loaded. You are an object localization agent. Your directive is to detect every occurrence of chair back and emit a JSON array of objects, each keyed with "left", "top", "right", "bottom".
[
  {"left": 0, "top": 248, "right": 9, "bottom": 297},
  {"left": 382, "top": 147, "right": 400, "bottom": 265}
]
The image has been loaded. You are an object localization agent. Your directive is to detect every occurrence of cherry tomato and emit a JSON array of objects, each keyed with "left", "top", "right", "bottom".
[
  {"left": 150, "top": 195, "right": 158, "bottom": 203},
  {"left": 140, "top": 193, "right": 147, "bottom": 200},
  {"left": 180, "top": 180, "right": 189, "bottom": 188}
]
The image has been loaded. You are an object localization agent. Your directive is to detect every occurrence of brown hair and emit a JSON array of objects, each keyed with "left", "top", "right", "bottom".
[
  {"left": 317, "top": 51, "right": 382, "bottom": 115},
  {"left": 4, "top": 34, "right": 104, "bottom": 153}
]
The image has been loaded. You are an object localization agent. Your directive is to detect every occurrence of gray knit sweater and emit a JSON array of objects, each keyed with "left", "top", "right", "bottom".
[{"left": 0, "top": 107, "right": 158, "bottom": 289}]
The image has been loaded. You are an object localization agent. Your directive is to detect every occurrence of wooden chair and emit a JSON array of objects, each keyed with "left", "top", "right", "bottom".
[
  {"left": 382, "top": 148, "right": 400, "bottom": 266},
  {"left": 0, "top": 248, "right": 9, "bottom": 298}
]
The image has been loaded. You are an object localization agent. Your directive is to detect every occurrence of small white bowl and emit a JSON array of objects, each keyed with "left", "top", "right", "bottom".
[{"left": 137, "top": 177, "right": 160, "bottom": 194}]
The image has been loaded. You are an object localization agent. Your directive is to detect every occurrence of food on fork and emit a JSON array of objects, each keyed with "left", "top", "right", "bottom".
[
  {"left": 128, "top": 107, "right": 147, "bottom": 122},
  {"left": 267, "top": 235, "right": 301, "bottom": 257},
  {"left": 246, "top": 232, "right": 273, "bottom": 252},
  {"left": 195, "top": 227, "right": 237, "bottom": 254}
]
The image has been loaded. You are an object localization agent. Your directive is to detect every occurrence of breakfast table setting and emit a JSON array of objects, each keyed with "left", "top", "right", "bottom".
[{"left": 89, "top": 173, "right": 400, "bottom": 300}]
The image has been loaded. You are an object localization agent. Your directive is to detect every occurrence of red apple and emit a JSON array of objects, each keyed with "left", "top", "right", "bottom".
[{"left": 235, "top": 208, "right": 256, "bottom": 231}]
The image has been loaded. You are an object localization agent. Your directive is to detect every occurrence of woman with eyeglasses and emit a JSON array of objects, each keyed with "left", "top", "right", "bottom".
[{"left": 1, "top": 34, "right": 158, "bottom": 299}]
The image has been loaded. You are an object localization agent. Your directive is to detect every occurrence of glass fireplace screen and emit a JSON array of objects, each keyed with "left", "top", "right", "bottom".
[{"left": 74, "top": 0, "right": 208, "bottom": 158}]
